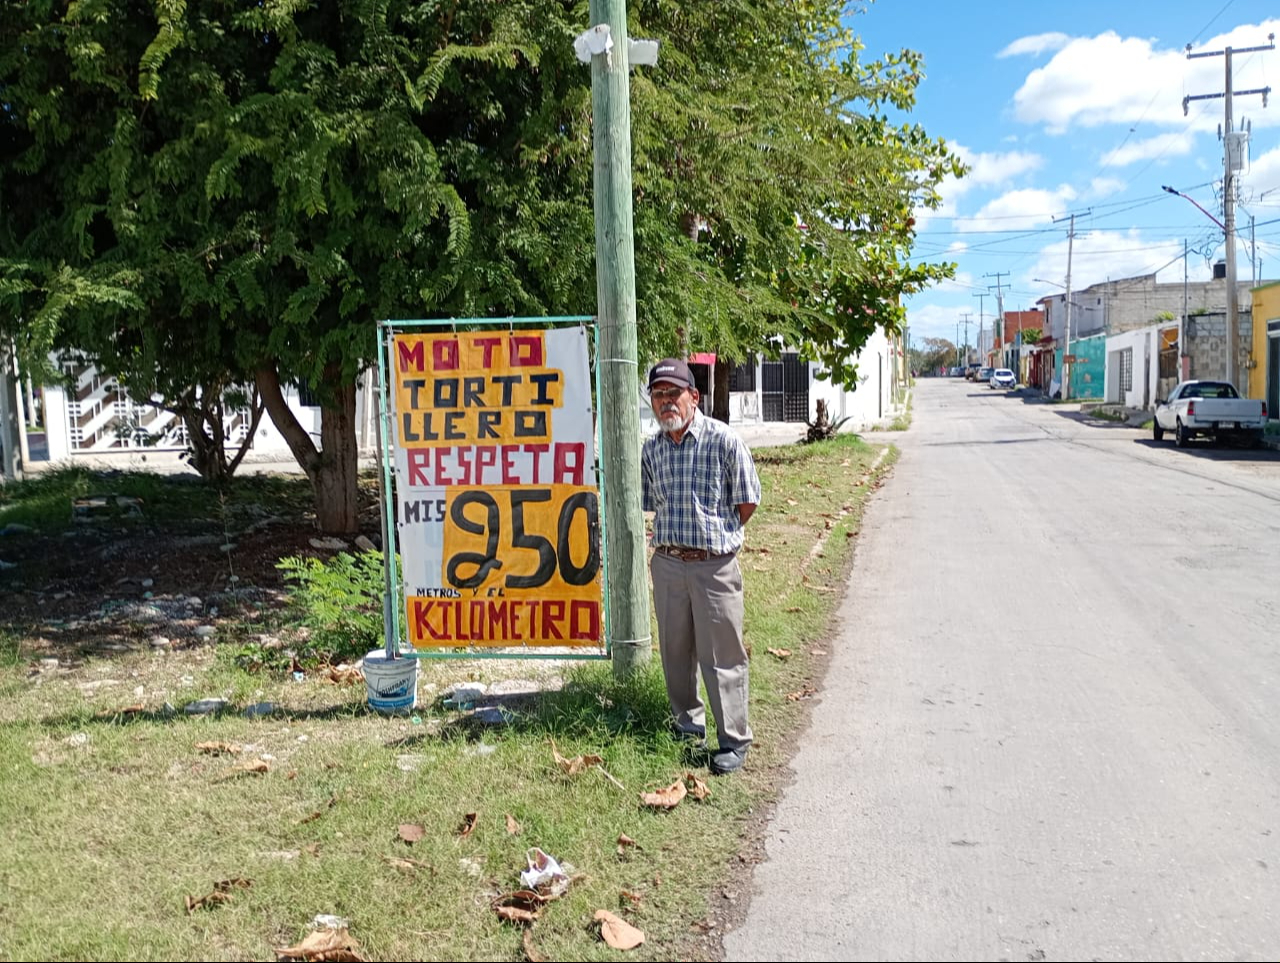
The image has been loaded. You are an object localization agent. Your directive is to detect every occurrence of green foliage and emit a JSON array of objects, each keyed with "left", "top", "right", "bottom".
[
  {"left": 277, "top": 550, "right": 392, "bottom": 664},
  {"left": 1155, "top": 310, "right": 1176, "bottom": 321},
  {"left": 1, "top": 1, "right": 958, "bottom": 521},
  {"left": 909, "top": 336, "right": 958, "bottom": 374},
  {"left": 1021, "top": 326, "right": 1043, "bottom": 343}
]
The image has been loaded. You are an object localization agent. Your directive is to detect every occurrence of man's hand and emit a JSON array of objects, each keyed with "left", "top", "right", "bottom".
[{"left": 738, "top": 503, "right": 757, "bottom": 526}]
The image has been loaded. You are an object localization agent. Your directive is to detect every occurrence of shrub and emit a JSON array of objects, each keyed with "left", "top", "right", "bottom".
[{"left": 277, "top": 550, "right": 396, "bottom": 664}]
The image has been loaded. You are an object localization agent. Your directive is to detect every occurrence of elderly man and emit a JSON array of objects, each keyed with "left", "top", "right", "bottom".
[{"left": 641, "top": 358, "right": 761, "bottom": 775}]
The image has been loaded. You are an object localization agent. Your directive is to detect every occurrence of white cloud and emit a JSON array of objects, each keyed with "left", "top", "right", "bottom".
[
  {"left": 952, "top": 145, "right": 1045, "bottom": 186},
  {"left": 1245, "top": 144, "right": 1280, "bottom": 201},
  {"left": 1025, "top": 230, "right": 1192, "bottom": 292},
  {"left": 935, "top": 270, "right": 979, "bottom": 293},
  {"left": 998, "top": 33, "right": 1071, "bottom": 59},
  {"left": 959, "top": 185, "right": 1078, "bottom": 232},
  {"left": 1087, "top": 176, "right": 1128, "bottom": 199},
  {"left": 903, "top": 301, "right": 967, "bottom": 342},
  {"left": 1099, "top": 132, "right": 1196, "bottom": 168},
  {"left": 1010, "top": 20, "right": 1280, "bottom": 135},
  {"left": 916, "top": 145, "right": 1047, "bottom": 230},
  {"left": 946, "top": 241, "right": 969, "bottom": 254}
]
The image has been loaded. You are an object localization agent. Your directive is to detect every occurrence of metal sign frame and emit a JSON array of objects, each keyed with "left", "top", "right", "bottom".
[{"left": 375, "top": 316, "right": 611, "bottom": 661}]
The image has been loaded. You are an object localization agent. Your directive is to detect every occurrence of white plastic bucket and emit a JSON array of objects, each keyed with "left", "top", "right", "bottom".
[{"left": 362, "top": 649, "right": 419, "bottom": 715}]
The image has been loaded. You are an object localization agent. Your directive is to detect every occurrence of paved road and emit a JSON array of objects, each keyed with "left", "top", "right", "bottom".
[{"left": 724, "top": 379, "right": 1280, "bottom": 962}]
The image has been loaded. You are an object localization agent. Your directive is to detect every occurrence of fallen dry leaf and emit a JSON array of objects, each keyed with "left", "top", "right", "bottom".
[
  {"left": 784, "top": 606, "right": 802, "bottom": 613},
  {"left": 594, "top": 909, "right": 645, "bottom": 950},
  {"left": 94, "top": 703, "right": 145, "bottom": 720},
  {"left": 275, "top": 926, "right": 366, "bottom": 962},
  {"left": 184, "top": 877, "right": 252, "bottom": 914},
  {"left": 785, "top": 498, "right": 798, "bottom": 506},
  {"left": 195, "top": 741, "right": 242, "bottom": 755},
  {"left": 492, "top": 889, "right": 556, "bottom": 926},
  {"left": 523, "top": 929, "right": 548, "bottom": 963},
  {"left": 320, "top": 664, "right": 363, "bottom": 686},
  {"left": 286, "top": 770, "right": 299, "bottom": 780},
  {"left": 458, "top": 812, "right": 479, "bottom": 838},
  {"left": 766, "top": 647, "right": 793, "bottom": 660},
  {"left": 300, "top": 810, "right": 324, "bottom": 825},
  {"left": 381, "top": 854, "right": 432, "bottom": 874},
  {"left": 224, "top": 757, "right": 270, "bottom": 777},
  {"left": 620, "top": 889, "right": 643, "bottom": 905},
  {"left": 505, "top": 813, "right": 522, "bottom": 835},
  {"left": 397, "top": 823, "right": 425, "bottom": 844},
  {"left": 616, "top": 833, "right": 640, "bottom": 856},
  {"left": 302, "top": 843, "right": 321, "bottom": 858},
  {"left": 653, "top": 872, "right": 662, "bottom": 888},
  {"left": 550, "top": 738, "right": 604, "bottom": 776},
  {"left": 810, "top": 649, "right": 828, "bottom": 657},
  {"left": 495, "top": 904, "right": 537, "bottom": 925},
  {"left": 683, "top": 771, "right": 712, "bottom": 802},
  {"left": 639, "top": 780, "right": 687, "bottom": 810},
  {"left": 786, "top": 684, "right": 819, "bottom": 702}
]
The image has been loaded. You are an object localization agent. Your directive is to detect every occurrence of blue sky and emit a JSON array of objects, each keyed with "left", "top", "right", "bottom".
[{"left": 849, "top": 0, "right": 1280, "bottom": 347}]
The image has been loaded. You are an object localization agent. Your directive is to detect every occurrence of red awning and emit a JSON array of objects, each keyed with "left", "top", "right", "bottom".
[{"left": 688, "top": 352, "right": 717, "bottom": 366}]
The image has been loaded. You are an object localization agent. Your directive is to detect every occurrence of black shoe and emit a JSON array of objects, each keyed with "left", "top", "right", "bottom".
[
  {"left": 670, "top": 725, "right": 707, "bottom": 751},
  {"left": 710, "top": 746, "right": 748, "bottom": 775}
]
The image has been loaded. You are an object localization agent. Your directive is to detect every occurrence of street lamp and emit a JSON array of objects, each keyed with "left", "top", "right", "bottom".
[
  {"left": 1161, "top": 185, "right": 1226, "bottom": 232},
  {"left": 1162, "top": 184, "right": 1241, "bottom": 385}
]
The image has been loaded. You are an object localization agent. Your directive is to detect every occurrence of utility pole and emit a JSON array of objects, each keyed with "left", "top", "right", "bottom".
[
  {"left": 0, "top": 340, "right": 22, "bottom": 482},
  {"left": 973, "top": 293, "right": 987, "bottom": 363},
  {"left": 960, "top": 313, "right": 974, "bottom": 364},
  {"left": 1184, "top": 33, "right": 1274, "bottom": 387},
  {"left": 589, "top": 0, "right": 650, "bottom": 676},
  {"left": 1052, "top": 213, "right": 1077, "bottom": 400},
  {"left": 986, "top": 272, "right": 1008, "bottom": 368}
]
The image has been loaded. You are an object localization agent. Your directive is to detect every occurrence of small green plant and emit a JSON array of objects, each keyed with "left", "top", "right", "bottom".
[{"left": 277, "top": 550, "right": 393, "bottom": 664}]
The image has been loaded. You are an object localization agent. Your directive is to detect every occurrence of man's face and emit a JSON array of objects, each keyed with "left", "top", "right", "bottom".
[{"left": 650, "top": 380, "right": 698, "bottom": 431}]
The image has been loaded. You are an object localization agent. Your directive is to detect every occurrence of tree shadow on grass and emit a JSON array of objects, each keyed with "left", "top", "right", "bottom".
[{"left": 410, "top": 663, "right": 676, "bottom": 752}]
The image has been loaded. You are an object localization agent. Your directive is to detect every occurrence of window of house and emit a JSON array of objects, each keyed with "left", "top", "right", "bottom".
[{"left": 1119, "top": 348, "right": 1133, "bottom": 393}]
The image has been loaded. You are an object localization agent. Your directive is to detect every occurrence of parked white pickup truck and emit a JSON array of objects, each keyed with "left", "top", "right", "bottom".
[{"left": 1153, "top": 380, "right": 1268, "bottom": 448}]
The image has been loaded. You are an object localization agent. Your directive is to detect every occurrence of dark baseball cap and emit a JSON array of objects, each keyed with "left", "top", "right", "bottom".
[{"left": 647, "top": 358, "right": 695, "bottom": 390}]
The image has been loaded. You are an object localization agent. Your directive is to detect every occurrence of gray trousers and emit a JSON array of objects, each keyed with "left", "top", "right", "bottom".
[{"left": 650, "top": 552, "right": 752, "bottom": 751}]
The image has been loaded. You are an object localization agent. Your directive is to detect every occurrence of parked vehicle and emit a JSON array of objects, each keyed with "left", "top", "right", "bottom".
[
  {"left": 964, "top": 363, "right": 981, "bottom": 381},
  {"left": 989, "top": 368, "right": 1016, "bottom": 389},
  {"left": 977, "top": 366, "right": 993, "bottom": 383},
  {"left": 1152, "top": 380, "right": 1267, "bottom": 448}
]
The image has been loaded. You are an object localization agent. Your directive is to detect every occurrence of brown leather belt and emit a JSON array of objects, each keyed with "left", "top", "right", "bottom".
[{"left": 654, "top": 545, "right": 734, "bottom": 562}]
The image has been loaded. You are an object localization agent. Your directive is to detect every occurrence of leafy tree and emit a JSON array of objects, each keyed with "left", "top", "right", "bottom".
[
  {"left": 1021, "top": 327, "right": 1043, "bottom": 344},
  {"left": 1, "top": 1, "right": 958, "bottom": 527},
  {"left": 628, "top": 1, "right": 962, "bottom": 407},
  {"left": 909, "top": 336, "right": 957, "bottom": 374}
]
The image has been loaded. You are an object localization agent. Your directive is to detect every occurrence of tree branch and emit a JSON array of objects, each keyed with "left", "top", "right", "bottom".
[{"left": 255, "top": 364, "right": 320, "bottom": 478}]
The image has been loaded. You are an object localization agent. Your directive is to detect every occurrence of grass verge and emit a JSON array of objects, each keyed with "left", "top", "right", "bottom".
[{"left": 0, "top": 435, "right": 894, "bottom": 961}]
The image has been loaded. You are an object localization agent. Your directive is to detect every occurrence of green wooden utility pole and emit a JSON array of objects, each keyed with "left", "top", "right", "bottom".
[{"left": 589, "top": 0, "right": 650, "bottom": 676}]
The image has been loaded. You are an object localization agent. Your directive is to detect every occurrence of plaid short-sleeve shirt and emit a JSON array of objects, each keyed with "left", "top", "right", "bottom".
[{"left": 641, "top": 409, "right": 762, "bottom": 555}]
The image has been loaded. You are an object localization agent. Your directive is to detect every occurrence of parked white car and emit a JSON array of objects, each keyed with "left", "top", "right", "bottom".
[
  {"left": 989, "top": 369, "right": 1016, "bottom": 389},
  {"left": 1152, "top": 380, "right": 1267, "bottom": 448}
]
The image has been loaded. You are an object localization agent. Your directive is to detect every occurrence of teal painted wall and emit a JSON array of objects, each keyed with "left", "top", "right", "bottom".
[{"left": 1057, "top": 334, "right": 1106, "bottom": 399}]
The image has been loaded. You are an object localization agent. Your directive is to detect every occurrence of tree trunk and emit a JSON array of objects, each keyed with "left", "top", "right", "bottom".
[
  {"left": 676, "top": 212, "right": 702, "bottom": 359},
  {"left": 255, "top": 363, "right": 360, "bottom": 534},
  {"left": 315, "top": 372, "right": 359, "bottom": 534},
  {"left": 712, "top": 354, "right": 731, "bottom": 423}
]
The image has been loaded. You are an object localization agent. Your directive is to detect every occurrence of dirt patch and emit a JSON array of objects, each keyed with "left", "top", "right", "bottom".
[{"left": 1, "top": 516, "right": 379, "bottom": 656}]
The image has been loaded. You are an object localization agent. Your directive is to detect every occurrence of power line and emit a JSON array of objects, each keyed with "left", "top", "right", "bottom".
[{"left": 1186, "top": 0, "right": 1238, "bottom": 47}]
